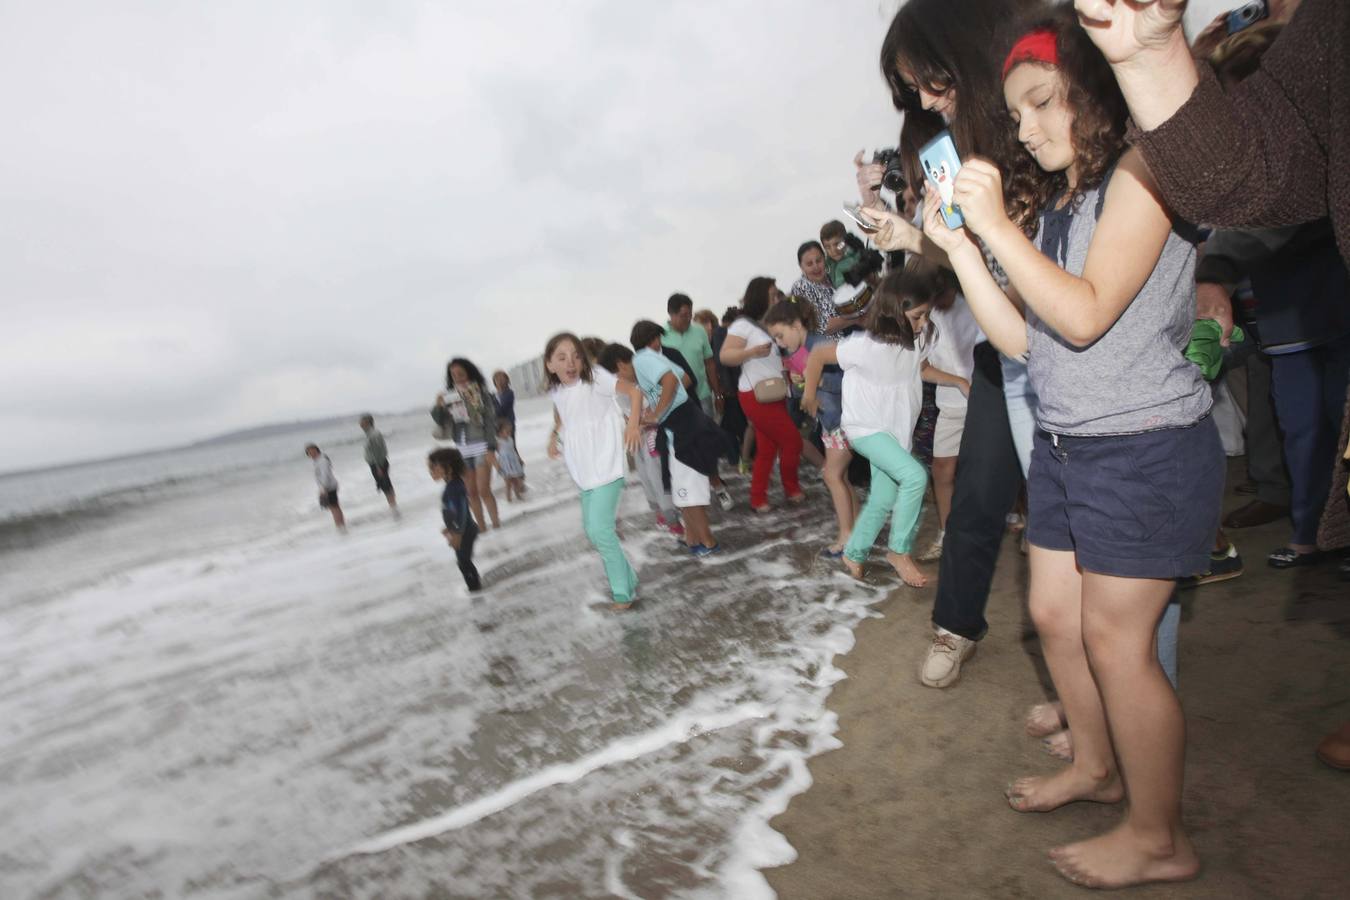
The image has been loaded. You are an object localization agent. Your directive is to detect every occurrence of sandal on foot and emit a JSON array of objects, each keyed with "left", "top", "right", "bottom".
[{"left": 1267, "top": 547, "right": 1326, "bottom": 569}]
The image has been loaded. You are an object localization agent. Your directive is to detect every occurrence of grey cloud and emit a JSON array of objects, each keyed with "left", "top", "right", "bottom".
[{"left": 2, "top": 0, "right": 913, "bottom": 472}]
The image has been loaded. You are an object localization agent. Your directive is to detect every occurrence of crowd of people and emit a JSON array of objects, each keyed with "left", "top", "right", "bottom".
[{"left": 305, "top": 0, "right": 1349, "bottom": 889}]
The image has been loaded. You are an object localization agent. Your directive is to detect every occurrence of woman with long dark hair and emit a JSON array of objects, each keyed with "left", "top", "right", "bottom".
[
  {"left": 859, "top": 0, "right": 1049, "bottom": 692},
  {"left": 432, "top": 357, "right": 501, "bottom": 532}
]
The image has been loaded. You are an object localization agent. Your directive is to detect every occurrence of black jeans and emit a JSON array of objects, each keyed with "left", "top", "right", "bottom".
[
  {"left": 455, "top": 521, "right": 482, "bottom": 591},
  {"left": 1240, "top": 349, "right": 1292, "bottom": 508},
  {"left": 931, "top": 342, "right": 1024, "bottom": 641}
]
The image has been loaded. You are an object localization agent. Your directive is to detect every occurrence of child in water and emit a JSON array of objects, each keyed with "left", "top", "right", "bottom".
[
  {"left": 544, "top": 332, "right": 644, "bottom": 608},
  {"left": 763, "top": 297, "right": 858, "bottom": 558},
  {"left": 802, "top": 265, "right": 964, "bottom": 587},
  {"left": 598, "top": 343, "right": 685, "bottom": 538},
  {"left": 305, "top": 444, "right": 345, "bottom": 532},
  {"left": 493, "top": 418, "right": 527, "bottom": 501},
  {"left": 428, "top": 447, "right": 481, "bottom": 592},
  {"left": 629, "top": 320, "right": 723, "bottom": 557}
]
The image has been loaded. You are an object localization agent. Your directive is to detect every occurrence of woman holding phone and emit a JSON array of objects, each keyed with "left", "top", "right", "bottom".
[{"left": 857, "top": 0, "right": 1049, "bottom": 693}]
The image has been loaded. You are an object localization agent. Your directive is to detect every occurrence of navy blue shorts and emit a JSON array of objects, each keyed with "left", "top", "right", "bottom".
[
  {"left": 1026, "top": 417, "right": 1224, "bottom": 579},
  {"left": 369, "top": 462, "right": 393, "bottom": 494}
]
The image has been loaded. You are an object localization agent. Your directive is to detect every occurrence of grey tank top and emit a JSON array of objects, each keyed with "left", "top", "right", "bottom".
[{"left": 1026, "top": 170, "right": 1211, "bottom": 436}]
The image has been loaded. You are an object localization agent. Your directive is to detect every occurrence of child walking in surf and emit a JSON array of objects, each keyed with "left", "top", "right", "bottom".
[
  {"left": 763, "top": 298, "right": 859, "bottom": 558},
  {"left": 493, "top": 418, "right": 527, "bottom": 501},
  {"left": 802, "top": 265, "right": 964, "bottom": 586},
  {"left": 428, "top": 447, "right": 481, "bottom": 592},
  {"left": 544, "top": 332, "right": 644, "bottom": 608}
]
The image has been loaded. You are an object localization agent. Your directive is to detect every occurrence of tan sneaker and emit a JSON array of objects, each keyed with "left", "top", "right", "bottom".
[
  {"left": 920, "top": 629, "right": 976, "bottom": 688},
  {"left": 917, "top": 532, "right": 944, "bottom": 562}
]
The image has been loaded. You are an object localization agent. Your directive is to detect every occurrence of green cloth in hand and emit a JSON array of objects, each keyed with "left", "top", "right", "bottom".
[{"left": 1185, "top": 318, "right": 1245, "bottom": 382}]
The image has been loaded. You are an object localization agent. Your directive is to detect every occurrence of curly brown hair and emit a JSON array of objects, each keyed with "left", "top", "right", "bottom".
[{"left": 997, "top": 5, "right": 1127, "bottom": 226}]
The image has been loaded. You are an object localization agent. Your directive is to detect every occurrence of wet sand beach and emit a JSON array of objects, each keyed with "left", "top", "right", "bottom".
[{"left": 766, "top": 459, "right": 1350, "bottom": 900}]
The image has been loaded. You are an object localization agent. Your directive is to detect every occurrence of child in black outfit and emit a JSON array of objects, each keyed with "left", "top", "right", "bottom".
[{"left": 428, "top": 448, "right": 481, "bottom": 592}]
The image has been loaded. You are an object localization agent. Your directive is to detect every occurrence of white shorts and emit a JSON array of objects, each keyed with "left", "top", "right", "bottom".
[
  {"left": 669, "top": 452, "right": 711, "bottom": 508},
  {"left": 933, "top": 406, "right": 967, "bottom": 458}
]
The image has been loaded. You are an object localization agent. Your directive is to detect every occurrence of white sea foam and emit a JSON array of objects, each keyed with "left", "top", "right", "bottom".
[
  {"left": 337, "top": 700, "right": 772, "bottom": 859},
  {"left": 2, "top": 396, "right": 912, "bottom": 899}
]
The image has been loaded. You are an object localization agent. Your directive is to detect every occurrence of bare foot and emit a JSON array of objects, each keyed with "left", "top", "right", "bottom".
[
  {"left": 1042, "top": 729, "right": 1074, "bottom": 762},
  {"left": 1050, "top": 824, "right": 1200, "bottom": 889},
  {"left": 842, "top": 557, "right": 865, "bottom": 580},
  {"left": 1005, "top": 766, "right": 1122, "bottom": 813},
  {"left": 886, "top": 552, "right": 927, "bottom": 587},
  {"left": 1025, "top": 701, "right": 1066, "bottom": 737}
]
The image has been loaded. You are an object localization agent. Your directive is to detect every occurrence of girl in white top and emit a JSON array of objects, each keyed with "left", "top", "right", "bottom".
[
  {"left": 719, "top": 276, "right": 805, "bottom": 512},
  {"left": 803, "top": 266, "right": 965, "bottom": 587},
  {"left": 918, "top": 269, "right": 982, "bottom": 561},
  {"left": 543, "top": 332, "right": 643, "bottom": 608}
]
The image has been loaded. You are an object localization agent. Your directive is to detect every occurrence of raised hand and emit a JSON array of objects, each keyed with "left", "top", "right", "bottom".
[{"left": 1073, "top": 0, "right": 1187, "bottom": 65}]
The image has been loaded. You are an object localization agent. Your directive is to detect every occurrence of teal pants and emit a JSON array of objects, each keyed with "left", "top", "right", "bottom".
[
  {"left": 580, "top": 477, "right": 638, "bottom": 602},
  {"left": 844, "top": 432, "right": 928, "bottom": 563}
]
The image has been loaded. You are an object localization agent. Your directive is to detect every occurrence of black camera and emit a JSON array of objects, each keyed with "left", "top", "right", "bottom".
[{"left": 871, "top": 148, "right": 907, "bottom": 194}]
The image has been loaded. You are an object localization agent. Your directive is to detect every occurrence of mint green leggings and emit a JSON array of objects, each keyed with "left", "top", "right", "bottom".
[
  {"left": 580, "top": 477, "right": 638, "bottom": 602},
  {"left": 844, "top": 432, "right": 928, "bottom": 563}
]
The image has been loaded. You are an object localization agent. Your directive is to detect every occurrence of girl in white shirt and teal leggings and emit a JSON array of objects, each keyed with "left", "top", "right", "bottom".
[
  {"left": 544, "top": 332, "right": 644, "bottom": 609},
  {"left": 803, "top": 265, "right": 965, "bottom": 588}
]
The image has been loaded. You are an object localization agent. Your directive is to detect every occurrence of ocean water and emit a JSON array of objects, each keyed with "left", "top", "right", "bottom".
[{"left": 0, "top": 399, "right": 892, "bottom": 899}]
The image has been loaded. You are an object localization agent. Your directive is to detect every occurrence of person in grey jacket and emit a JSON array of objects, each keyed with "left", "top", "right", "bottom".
[
  {"left": 431, "top": 357, "right": 501, "bottom": 531},
  {"left": 359, "top": 414, "right": 397, "bottom": 512}
]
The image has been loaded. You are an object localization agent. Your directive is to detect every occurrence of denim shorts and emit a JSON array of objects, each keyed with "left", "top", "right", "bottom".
[{"left": 1026, "top": 417, "right": 1224, "bottom": 579}]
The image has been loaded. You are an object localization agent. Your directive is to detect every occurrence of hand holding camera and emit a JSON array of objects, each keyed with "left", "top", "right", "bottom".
[{"left": 853, "top": 148, "right": 906, "bottom": 211}]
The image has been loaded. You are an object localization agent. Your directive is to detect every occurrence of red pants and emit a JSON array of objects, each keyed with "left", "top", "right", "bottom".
[{"left": 739, "top": 389, "right": 803, "bottom": 508}]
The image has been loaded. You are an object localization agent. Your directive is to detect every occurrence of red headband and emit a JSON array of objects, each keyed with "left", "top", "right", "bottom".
[{"left": 1002, "top": 28, "right": 1059, "bottom": 80}]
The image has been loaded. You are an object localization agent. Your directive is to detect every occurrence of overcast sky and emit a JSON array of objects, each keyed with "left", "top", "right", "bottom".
[{"left": 0, "top": 0, "right": 1231, "bottom": 473}]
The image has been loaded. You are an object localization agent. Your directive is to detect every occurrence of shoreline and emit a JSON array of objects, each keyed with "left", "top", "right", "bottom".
[{"left": 763, "top": 461, "right": 1350, "bottom": 899}]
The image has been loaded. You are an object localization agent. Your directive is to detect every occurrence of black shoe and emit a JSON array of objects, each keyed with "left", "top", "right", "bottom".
[
  {"left": 1267, "top": 547, "right": 1326, "bottom": 569},
  {"left": 1178, "top": 545, "right": 1244, "bottom": 588}
]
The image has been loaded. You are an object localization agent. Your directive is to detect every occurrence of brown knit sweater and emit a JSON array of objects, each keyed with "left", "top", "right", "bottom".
[{"left": 1132, "top": 0, "right": 1349, "bottom": 265}]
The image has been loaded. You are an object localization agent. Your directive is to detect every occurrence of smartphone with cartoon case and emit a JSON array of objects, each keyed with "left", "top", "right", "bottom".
[{"left": 919, "top": 130, "right": 965, "bottom": 229}]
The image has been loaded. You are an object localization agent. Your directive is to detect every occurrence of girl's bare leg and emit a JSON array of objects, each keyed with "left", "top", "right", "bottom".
[
  {"left": 681, "top": 505, "right": 715, "bottom": 548},
  {"left": 1006, "top": 546, "right": 1123, "bottom": 813},
  {"left": 822, "top": 448, "right": 856, "bottom": 551},
  {"left": 1049, "top": 573, "right": 1199, "bottom": 889},
  {"left": 931, "top": 455, "right": 958, "bottom": 531},
  {"left": 801, "top": 439, "right": 825, "bottom": 469},
  {"left": 465, "top": 477, "right": 487, "bottom": 532},
  {"left": 476, "top": 464, "right": 500, "bottom": 528}
]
